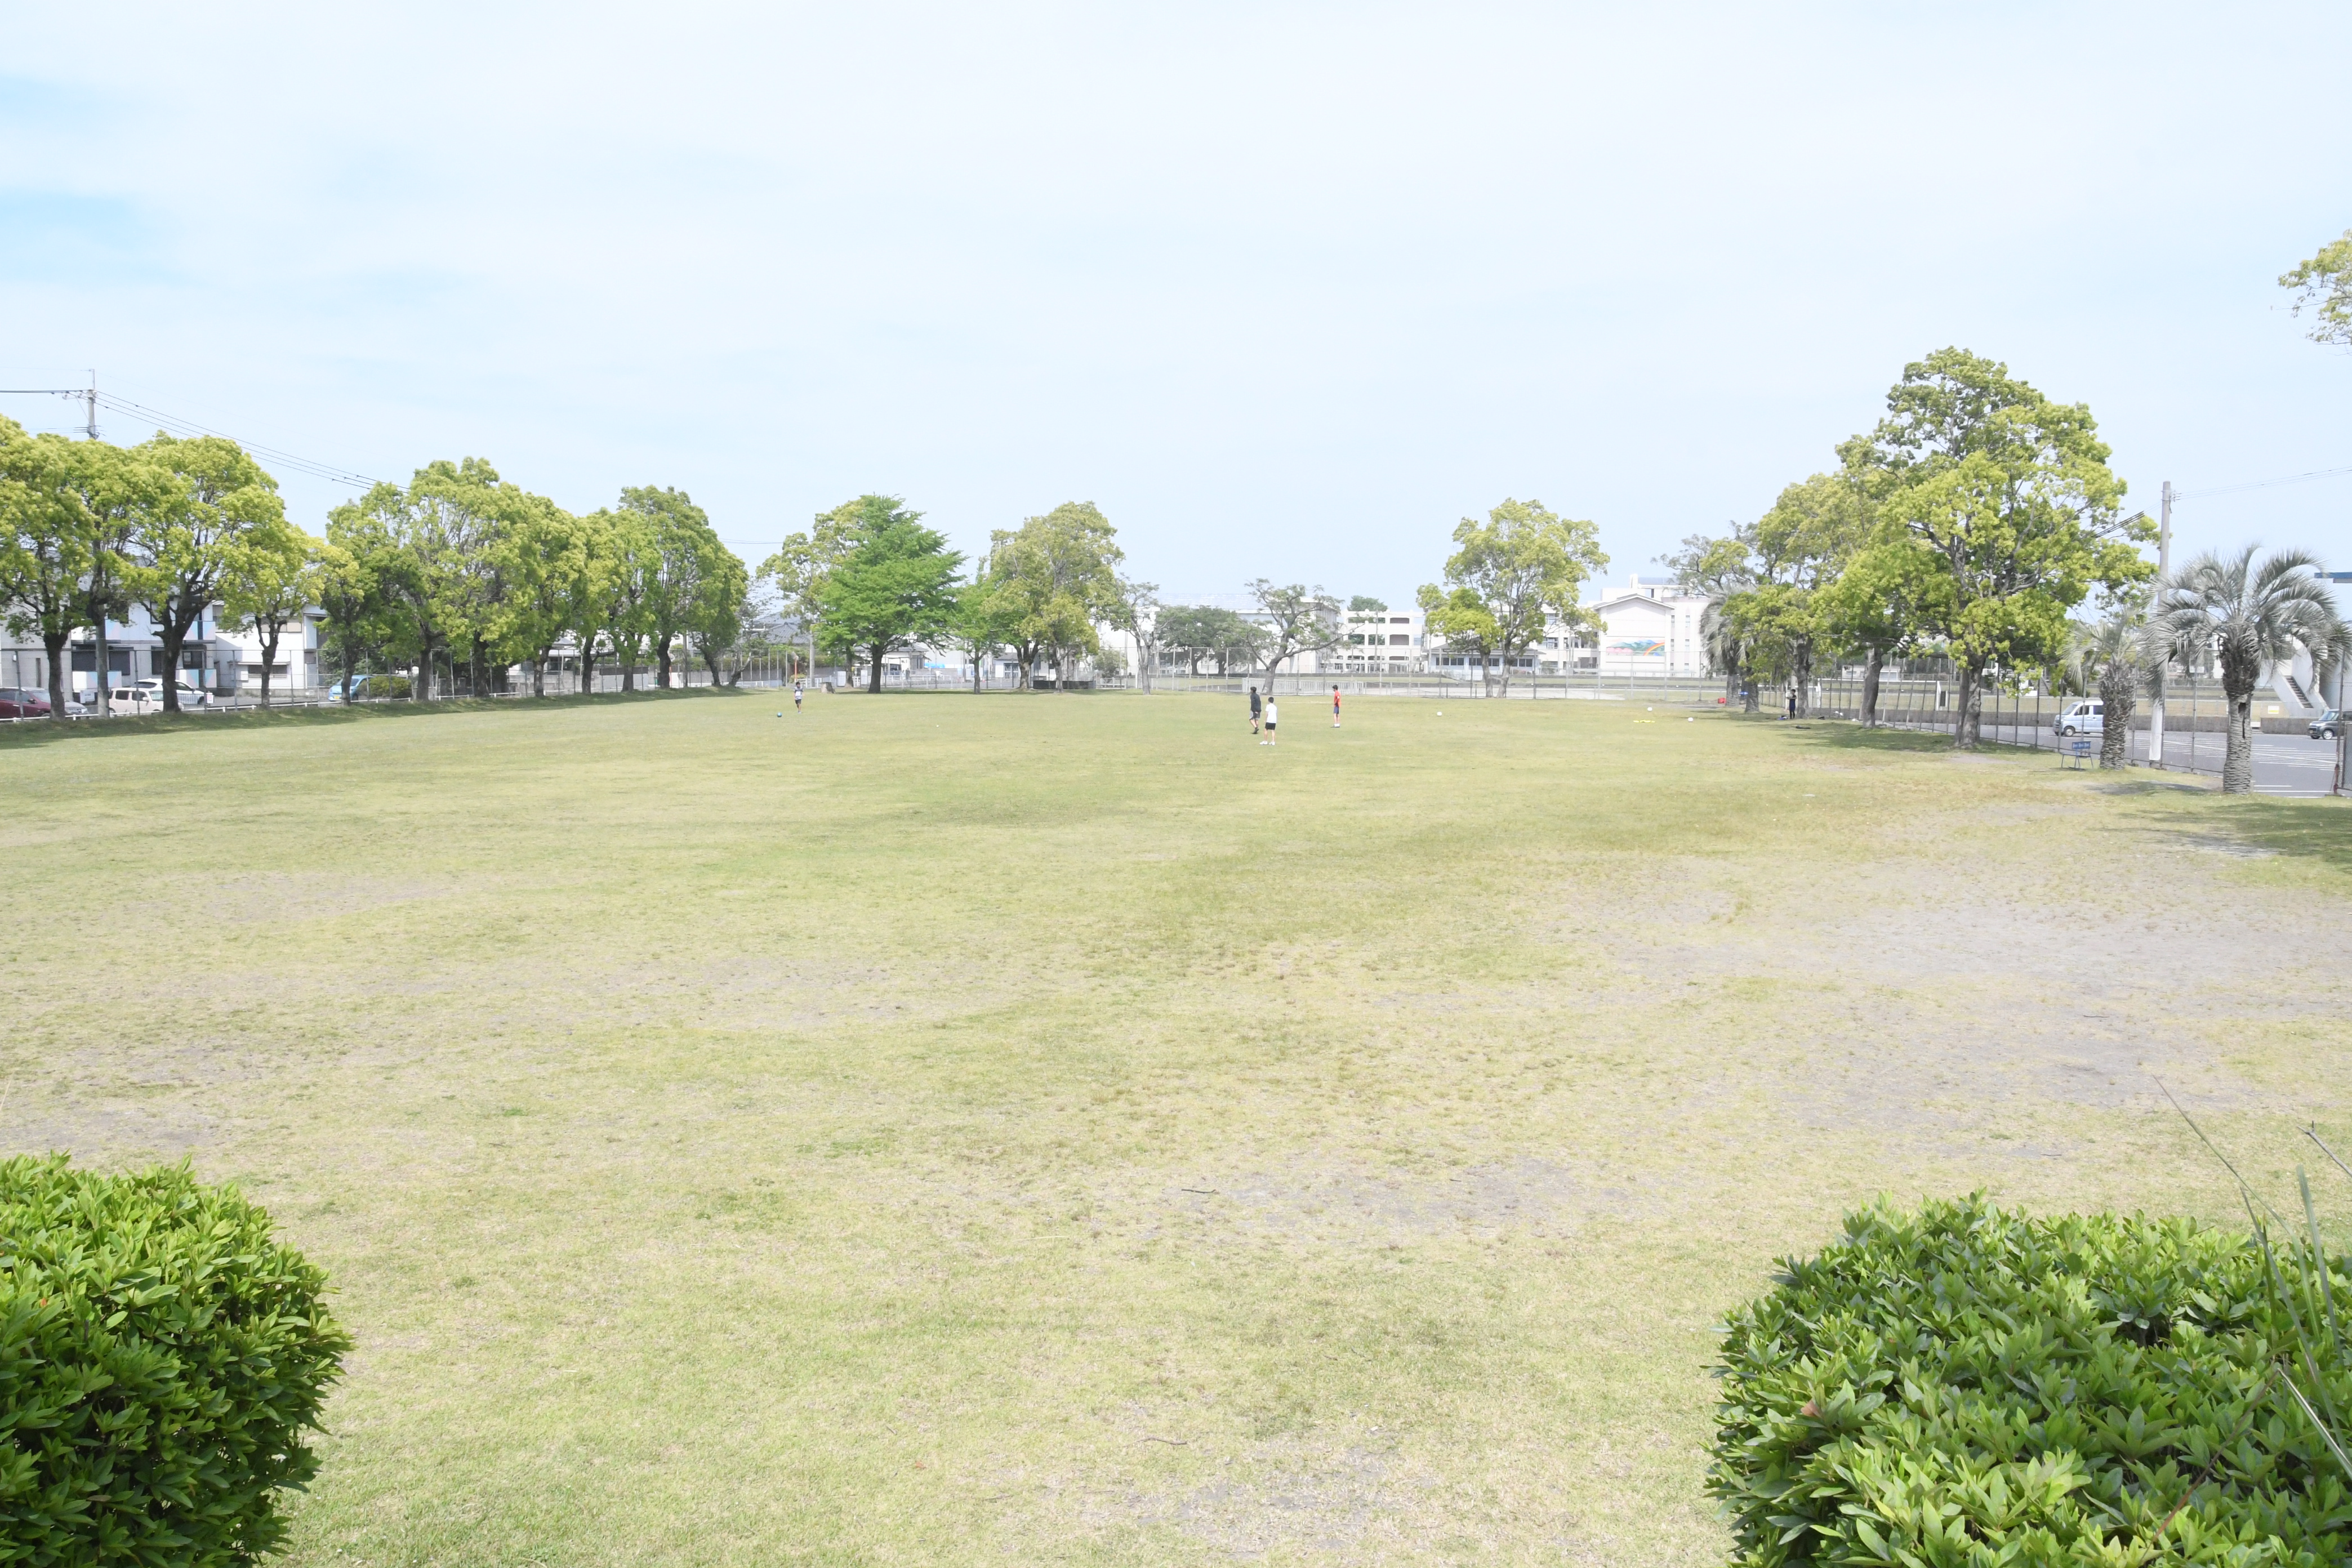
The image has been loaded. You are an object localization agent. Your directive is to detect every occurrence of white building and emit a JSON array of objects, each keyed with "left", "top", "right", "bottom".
[
  {"left": 1, "top": 600, "right": 326, "bottom": 706},
  {"left": 1585, "top": 573, "right": 1712, "bottom": 679}
]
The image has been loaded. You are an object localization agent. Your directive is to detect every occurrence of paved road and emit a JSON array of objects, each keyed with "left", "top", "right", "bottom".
[{"left": 1963, "top": 721, "right": 2345, "bottom": 795}]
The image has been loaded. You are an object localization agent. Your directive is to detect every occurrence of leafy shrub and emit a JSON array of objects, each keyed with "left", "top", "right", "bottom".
[
  {"left": 0, "top": 1156, "right": 351, "bottom": 1565},
  {"left": 1711, "top": 1195, "right": 2352, "bottom": 1566}
]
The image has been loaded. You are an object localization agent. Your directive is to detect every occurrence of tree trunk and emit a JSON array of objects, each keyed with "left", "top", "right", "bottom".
[
  {"left": 2098, "top": 665, "right": 2136, "bottom": 769},
  {"left": 1954, "top": 666, "right": 1983, "bottom": 749},
  {"left": 1860, "top": 646, "right": 1883, "bottom": 727},
  {"left": 414, "top": 643, "right": 433, "bottom": 701},
  {"left": 657, "top": 635, "right": 674, "bottom": 689},
  {"left": 1741, "top": 671, "right": 1759, "bottom": 713},
  {"left": 92, "top": 615, "right": 112, "bottom": 717},
  {"left": 2222, "top": 680, "right": 2256, "bottom": 794},
  {"left": 622, "top": 649, "right": 636, "bottom": 692},
  {"left": 532, "top": 647, "right": 550, "bottom": 698},
  {"left": 868, "top": 643, "right": 885, "bottom": 694},
  {"left": 158, "top": 621, "right": 188, "bottom": 713},
  {"left": 1792, "top": 642, "right": 1813, "bottom": 719},
  {"left": 42, "top": 630, "right": 69, "bottom": 721},
  {"left": 470, "top": 638, "right": 484, "bottom": 698},
  {"left": 259, "top": 626, "right": 279, "bottom": 707}
]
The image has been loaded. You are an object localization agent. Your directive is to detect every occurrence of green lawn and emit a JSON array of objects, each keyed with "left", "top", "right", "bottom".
[{"left": 4, "top": 691, "right": 2349, "bottom": 1565}]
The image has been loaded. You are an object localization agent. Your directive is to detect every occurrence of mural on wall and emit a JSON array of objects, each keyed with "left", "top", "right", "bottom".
[{"left": 1608, "top": 639, "right": 1667, "bottom": 660}]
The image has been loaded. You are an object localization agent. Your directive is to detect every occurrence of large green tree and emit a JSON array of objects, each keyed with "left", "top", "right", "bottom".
[
  {"left": 66, "top": 439, "right": 161, "bottom": 716},
  {"left": 1418, "top": 498, "right": 1605, "bottom": 694},
  {"left": 1155, "top": 605, "right": 1259, "bottom": 676},
  {"left": 312, "top": 538, "right": 381, "bottom": 701},
  {"left": 809, "top": 495, "right": 963, "bottom": 692},
  {"left": 486, "top": 493, "right": 587, "bottom": 698},
  {"left": 222, "top": 531, "right": 320, "bottom": 706},
  {"left": 761, "top": 500, "right": 871, "bottom": 681},
  {"left": 0, "top": 418, "right": 95, "bottom": 719},
  {"left": 1691, "top": 473, "right": 1871, "bottom": 718},
  {"left": 988, "top": 502, "right": 1122, "bottom": 689},
  {"left": 618, "top": 486, "right": 741, "bottom": 688},
  {"left": 1843, "top": 349, "right": 2151, "bottom": 748},
  {"left": 128, "top": 434, "right": 298, "bottom": 711}
]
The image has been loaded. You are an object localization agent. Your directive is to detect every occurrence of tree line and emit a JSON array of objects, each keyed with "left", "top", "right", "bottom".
[
  {"left": 0, "top": 416, "right": 309, "bottom": 715},
  {"left": 1666, "top": 341, "right": 2351, "bottom": 792},
  {"left": 0, "top": 416, "right": 753, "bottom": 715}
]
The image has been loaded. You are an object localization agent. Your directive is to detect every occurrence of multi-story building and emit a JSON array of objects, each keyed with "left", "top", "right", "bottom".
[
  {"left": 1, "top": 601, "right": 326, "bottom": 706},
  {"left": 1325, "top": 606, "right": 1426, "bottom": 674},
  {"left": 1585, "top": 573, "right": 1712, "bottom": 678}
]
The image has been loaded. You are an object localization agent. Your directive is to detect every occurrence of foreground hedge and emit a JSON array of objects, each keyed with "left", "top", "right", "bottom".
[
  {"left": 1712, "top": 1196, "right": 2352, "bottom": 1566},
  {"left": 0, "top": 1157, "right": 350, "bottom": 1565}
]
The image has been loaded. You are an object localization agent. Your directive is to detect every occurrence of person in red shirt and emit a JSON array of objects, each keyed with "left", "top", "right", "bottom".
[{"left": 1331, "top": 684, "right": 1342, "bottom": 728}]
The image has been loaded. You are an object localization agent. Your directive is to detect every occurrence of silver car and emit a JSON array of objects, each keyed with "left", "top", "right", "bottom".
[{"left": 2052, "top": 699, "right": 2104, "bottom": 737}]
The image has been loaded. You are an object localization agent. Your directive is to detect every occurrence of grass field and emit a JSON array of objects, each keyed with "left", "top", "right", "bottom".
[{"left": 4, "top": 690, "right": 2350, "bottom": 1566}]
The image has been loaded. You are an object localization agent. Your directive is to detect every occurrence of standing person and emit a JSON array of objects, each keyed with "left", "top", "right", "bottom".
[
  {"left": 1263, "top": 696, "right": 1279, "bottom": 746},
  {"left": 793, "top": 680, "right": 804, "bottom": 711},
  {"left": 1785, "top": 687, "right": 1796, "bottom": 720},
  {"left": 1249, "top": 684, "right": 1262, "bottom": 737},
  {"left": 1331, "top": 684, "right": 1342, "bottom": 728}
]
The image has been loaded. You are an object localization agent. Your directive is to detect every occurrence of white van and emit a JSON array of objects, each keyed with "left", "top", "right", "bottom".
[{"left": 2052, "top": 700, "right": 2104, "bottom": 737}]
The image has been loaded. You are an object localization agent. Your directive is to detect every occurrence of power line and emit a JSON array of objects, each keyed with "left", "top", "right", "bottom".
[
  {"left": 2173, "top": 464, "right": 2352, "bottom": 501},
  {"left": 0, "top": 381, "right": 384, "bottom": 488},
  {"left": 93, "top": 394, "right": 384, "bottom": 488}
]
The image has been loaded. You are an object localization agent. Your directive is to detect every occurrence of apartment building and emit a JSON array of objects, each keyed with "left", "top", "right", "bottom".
[{"left": 0, "top": 601, "right": 326, "bottom": 705}]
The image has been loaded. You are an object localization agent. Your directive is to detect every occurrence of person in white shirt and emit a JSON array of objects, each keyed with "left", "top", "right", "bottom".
[{"left": 1262, "top": 698, "right": 1279, "bottom": 745}]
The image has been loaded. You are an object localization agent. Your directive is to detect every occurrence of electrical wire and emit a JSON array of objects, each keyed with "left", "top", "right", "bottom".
[
  {"left": 2173, "top": 464, "right": 2352, "bottom": 502},
  {"left": 0, "top": 385, "right": 384, "bottom": 488},
  {"left": 93, "top": 394, "right": 383, "bottom": 488}
]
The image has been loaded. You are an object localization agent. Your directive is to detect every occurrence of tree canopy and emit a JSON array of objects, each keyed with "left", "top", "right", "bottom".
[
  {"left": 987, "top": 502, "right": 1123, "bottom": 688},
  {"left": 1418, "top": 498, "right": 1605, "bottom": 692},
  {"left": 2280, "top": 229, "right": 2352, "bottom": 348},
  {"left": 809, "top": 495, "right": 964, "bottom": 693},
  {"left": 1839, "top": 348, "right": 2150, "bottom": 746}
]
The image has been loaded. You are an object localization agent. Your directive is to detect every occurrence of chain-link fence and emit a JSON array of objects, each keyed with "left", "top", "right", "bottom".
[{"left": 1809, "top": 674, "right": 2345, "bottom": 797}]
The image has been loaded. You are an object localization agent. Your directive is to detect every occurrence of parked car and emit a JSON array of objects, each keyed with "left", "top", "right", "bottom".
[
  {"left": 2052, "top": 700, "right": 2105, "bottom": 737},
  {"left": 2314, "top": 709, "right": 2344, "bottom": 741},
  {"left": 132, "top": 677, "right": 211, "bottom": 707},
  {"left": 0, "top": 687, "right": 52, "bottom": 719},
  {"left": 102, "top": 686, "right": 164, "bottom": 715},
  {"left": 327, "top": 674, "right": 412, "bottom": 701}
]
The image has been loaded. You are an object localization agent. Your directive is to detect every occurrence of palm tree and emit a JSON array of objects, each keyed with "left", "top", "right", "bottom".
[
  {"left": 2150, "top": 547, "right": 2344, "bottom": 793},
  {"left": 1701, "top": 599, "right": 1755, "bottom": 711},
  {"left": 2079, "top": 614, "right": 2148, "bottom": 770}
]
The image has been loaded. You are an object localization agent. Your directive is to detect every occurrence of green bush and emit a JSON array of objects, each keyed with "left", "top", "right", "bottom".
[
  {"left": 1711, "top": 1196, "right": 2352, "bottom": 1566},
  {"left": 0, "top": 1157, "right": 351, "bottom": 1565}
]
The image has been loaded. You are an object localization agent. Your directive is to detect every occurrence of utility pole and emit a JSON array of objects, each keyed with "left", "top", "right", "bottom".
[
  {"left": 83, "top": 370, "right": 98, "bottom": 440},
  {"left": 2146, "top": 480, "right": 2172, "bottom": 767}
]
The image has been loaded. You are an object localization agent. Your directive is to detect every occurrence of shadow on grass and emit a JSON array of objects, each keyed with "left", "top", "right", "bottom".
[
  {"left": 1757, "top": 717, "right": 1959, "bottom": 755},
  {"left": 0, "top": 685, "right": 748, "bottom": 750},
  {"left": 2172, "top": 796, "right": 2352, "bottom": 873},
  {"left": 1773, "top": 712, "right": 2352, "bottom": 872}
]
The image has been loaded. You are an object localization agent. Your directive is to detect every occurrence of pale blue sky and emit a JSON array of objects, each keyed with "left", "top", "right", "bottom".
[{"left": 5, "top": 3, "right": 2349, "bottom": 605}]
